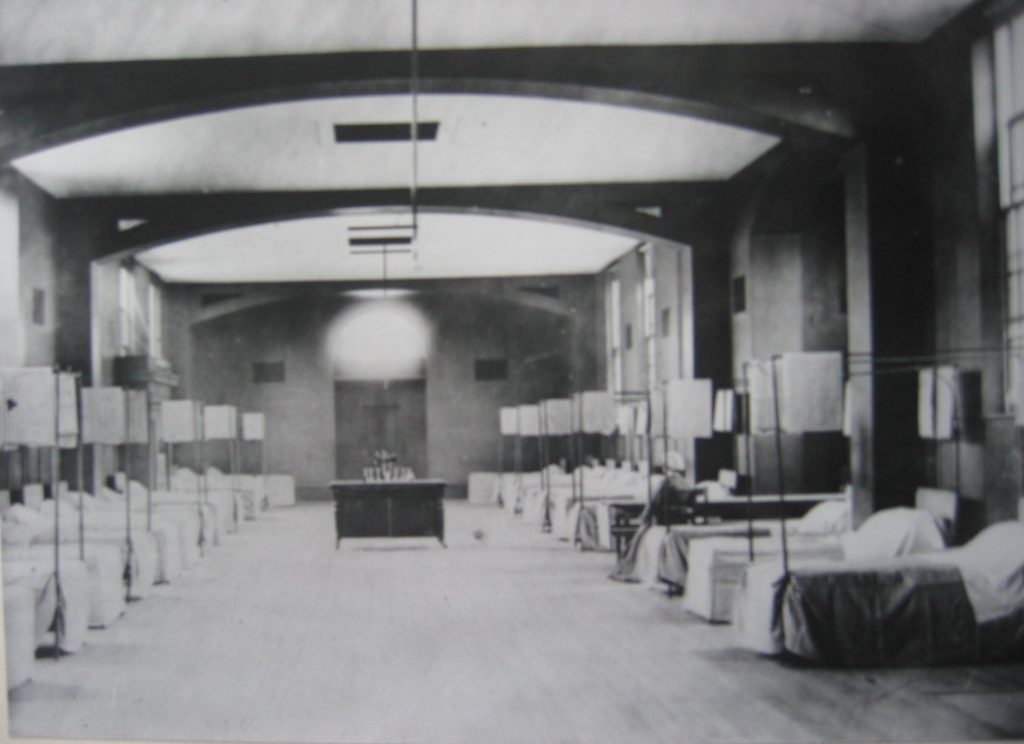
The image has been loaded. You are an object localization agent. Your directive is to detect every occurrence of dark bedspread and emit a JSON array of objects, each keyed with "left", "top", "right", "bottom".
[{"left": 781, "top": 561, "right": 1024, "bottom": 666}]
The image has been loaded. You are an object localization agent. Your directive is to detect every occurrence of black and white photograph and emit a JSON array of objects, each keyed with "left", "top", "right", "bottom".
[{"left": 1, "top": 1, "right": 1024, "bottom": 743}]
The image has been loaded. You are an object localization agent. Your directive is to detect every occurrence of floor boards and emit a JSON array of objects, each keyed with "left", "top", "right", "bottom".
[{"left": 6, "top": 500, "right": 1024, "bottom": 744}]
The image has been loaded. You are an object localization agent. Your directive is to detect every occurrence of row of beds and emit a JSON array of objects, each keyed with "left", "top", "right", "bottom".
[
  {"left": 470, "top": 465, "right": 1024, "bottom": 666},
  {"left": 1, "top": 467, "right": 296, "bottom": 691}
]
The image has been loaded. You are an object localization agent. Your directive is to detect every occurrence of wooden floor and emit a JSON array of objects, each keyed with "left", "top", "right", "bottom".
[{"left": 6, "top": 501, "right": 1024, "bottom": 744}]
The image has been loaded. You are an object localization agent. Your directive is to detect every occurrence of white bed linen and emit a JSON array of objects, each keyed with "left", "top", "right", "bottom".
[
  {"left": 205, "top": 469, "right": 256, "bottom": 521},
  {"left": 563, "top": 472, "right": 662, "bottom": 548},
  {"left": 70, "top": 492, "right": 182, "bottom": 583},
  {"left": 265, "top": 474, "right": 296, "bottom": 507},
  {"left": 3, "top": 584, "right": 35, "bottom": 688},
  {"left": 918, "top": 521, "right": 1024, "bottom": 624},
  {"left": 2, "top": 556, "right": 90, "bottom": 652},
  {"left": 683, "top": 533, "right": 843, "bottom": 622},
  {"left": 170, "top": 469, "right": 240, "bottom": 537},
  {"left": 467, "top": 472, "right": 500, "bottom": 505},
  {"left": 520, "top": 471, "right": 572, "bottom": 526},
  {"left": 29, "top": 524, "right": 156, "bottom": 602}
]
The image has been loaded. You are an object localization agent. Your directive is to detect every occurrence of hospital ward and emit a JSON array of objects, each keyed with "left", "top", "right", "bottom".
[{"left": 2, "top": 1, "right": 1024, "bottom": 743}]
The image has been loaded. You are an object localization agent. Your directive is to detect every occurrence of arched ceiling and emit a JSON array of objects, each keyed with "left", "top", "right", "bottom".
[
  {"left": 13, "top": 93, "right": 780, "bottom": 198},
  {"left": 132, "top": 210, "right": 641, "bottom": 284},
  {"left": 0, "top": 0, "right": 977, "bottom": 64},
  {"left": 2, "top": 0, "right": 980, "bottom": 284}
]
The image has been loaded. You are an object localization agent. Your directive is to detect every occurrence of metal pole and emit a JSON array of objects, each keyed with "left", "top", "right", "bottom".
[
  {"left": 742, "top": 363, "right": 755, "bottom": 562},
  {"left": 51, "top": 371, "right": 64, "bottom": 657},
  {"left": 166, "top": 442, "right": 174, "bottom": 493},
  {"left": 645, "top": 391, "right": 653, "bottom": 508},
  {"left": 660, "top": 384, "right": 670, "bottom": 525},
  {"left": 147, "top": 389, "right": 155, "bottom": 533},
  {"left": 123, "top": 390, "right": 133, "bottom": 602},
  {"left": 75, "top": 376, "right": 85, "bottom": 562},
  {"left": 769, "top": 356, "right": 789, "bottom": 576}
]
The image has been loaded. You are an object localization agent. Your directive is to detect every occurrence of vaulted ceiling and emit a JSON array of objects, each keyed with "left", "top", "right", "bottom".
[
  {"left": 0, "top": 0, "right": 981, "bottom": 283},
  {"left": 0, "top": 0, "right": 977, "bottom": 63}
]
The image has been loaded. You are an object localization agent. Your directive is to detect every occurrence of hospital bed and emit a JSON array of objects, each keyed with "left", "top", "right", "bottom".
[
  {"left": 5, "top": 498, "right": 141, "bottom": 621},
  {"left": 520, "top": 468, "right": 573, "bottom": 526},
  {"left": 113, "top": 475, "right": 211, "bottom": 560},
  {"left": 569, "top": 469, "right": 664, "bottom": 550},
  {"left": 264, "top": 474, "right": 296, "bottom": 507},
  {"left": 733, "top": 520, "right": 1024, "bottom": 666},
  {"left": 3, "top": 583, "right": 36, "bottom": 689},
  {"left": 728, "top": 490, "right": 1024, "bottom": 666},
  {"left": 684, "top": 489, "right": 953, "bottom": 623},
  {"left": 204, "top": 467, "right": 261, "bottom": 519},
  {"left": 498, "top": 469, "right": 552, "bottom": 515},
  {"left": 170, "top": 467, "right": 240, "bottom": 540},
  {"left": 467, "top": 472, "right": 501, "bottom": 505},
  {"left": 3, "top": 552, "right": 91, "bottom": 653},
  {"left": 2, "top": 515, "right": 93, "bottom": 651}
]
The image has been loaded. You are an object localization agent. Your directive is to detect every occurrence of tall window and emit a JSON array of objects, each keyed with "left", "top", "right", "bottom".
[
  {"left": 148, "top": 283, "right": 163, "bottom": 360},
  {"left": 641, "top": 245, "right": 657, "bottom": 390},
  {"left": 606, "top": 277, "right": 623, "bottom": 392},
  {"left": 117, "top": 265, "right": 135, "bottom": 356},
  {"left": 996, "top": 11, "right": 1024, "bottom": 411}
]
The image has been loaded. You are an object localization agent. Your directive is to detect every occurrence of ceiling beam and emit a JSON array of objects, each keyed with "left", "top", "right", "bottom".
[{"left": 0, "top": 44, "right": 889, "bottom": 160}]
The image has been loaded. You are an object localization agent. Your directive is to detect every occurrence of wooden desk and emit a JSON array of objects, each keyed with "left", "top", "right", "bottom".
[{"left": 330, "top": 480, "right": 446, "bottom": 548}]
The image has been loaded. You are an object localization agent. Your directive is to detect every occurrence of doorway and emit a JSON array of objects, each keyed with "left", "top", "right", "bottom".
[{"left": 334, "top": 379, "right": 427, "bottom": 480}]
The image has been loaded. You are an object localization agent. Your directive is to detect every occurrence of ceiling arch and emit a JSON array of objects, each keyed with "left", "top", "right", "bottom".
[
  {"left": 13, "top": 86, "right": 784, "bottom": 199},
  {"left": 128, "top": 206, "right": 668, "bottom": 284}
]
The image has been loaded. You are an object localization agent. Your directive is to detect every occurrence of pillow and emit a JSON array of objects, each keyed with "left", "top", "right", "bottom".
[
  {"left": 841, "top": 507, "right": 946, "bottom": 561},
  {"left": 697, "top": 481, "right": 729, "bottom": 502},
  {"left": 793, "top": 500, "right": 850, "bottom": 536}
]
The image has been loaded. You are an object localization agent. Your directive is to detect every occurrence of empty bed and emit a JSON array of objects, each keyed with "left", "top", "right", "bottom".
[{"left": 733, "top": 521, "right": 1024, "bottom": 666}]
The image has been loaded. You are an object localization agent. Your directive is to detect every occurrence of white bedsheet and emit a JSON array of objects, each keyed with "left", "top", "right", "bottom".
[
  {"left": 265, "top": 474, "right": 296, "bottom": 507},
  {"left": 2, "top": 556, "right": 90, "bottom": 652},
  {"left": 3, "top": 584, "right": 35, "bottom": 688},
  {"left": 467, "top": 472, "right": 500, "bottom": 505},
  {"left": 919, "top": 521, "right": 1024, "bottom": 624},
  {"left": 683, "top": 533, "right": 843, "bottom": 622}
]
